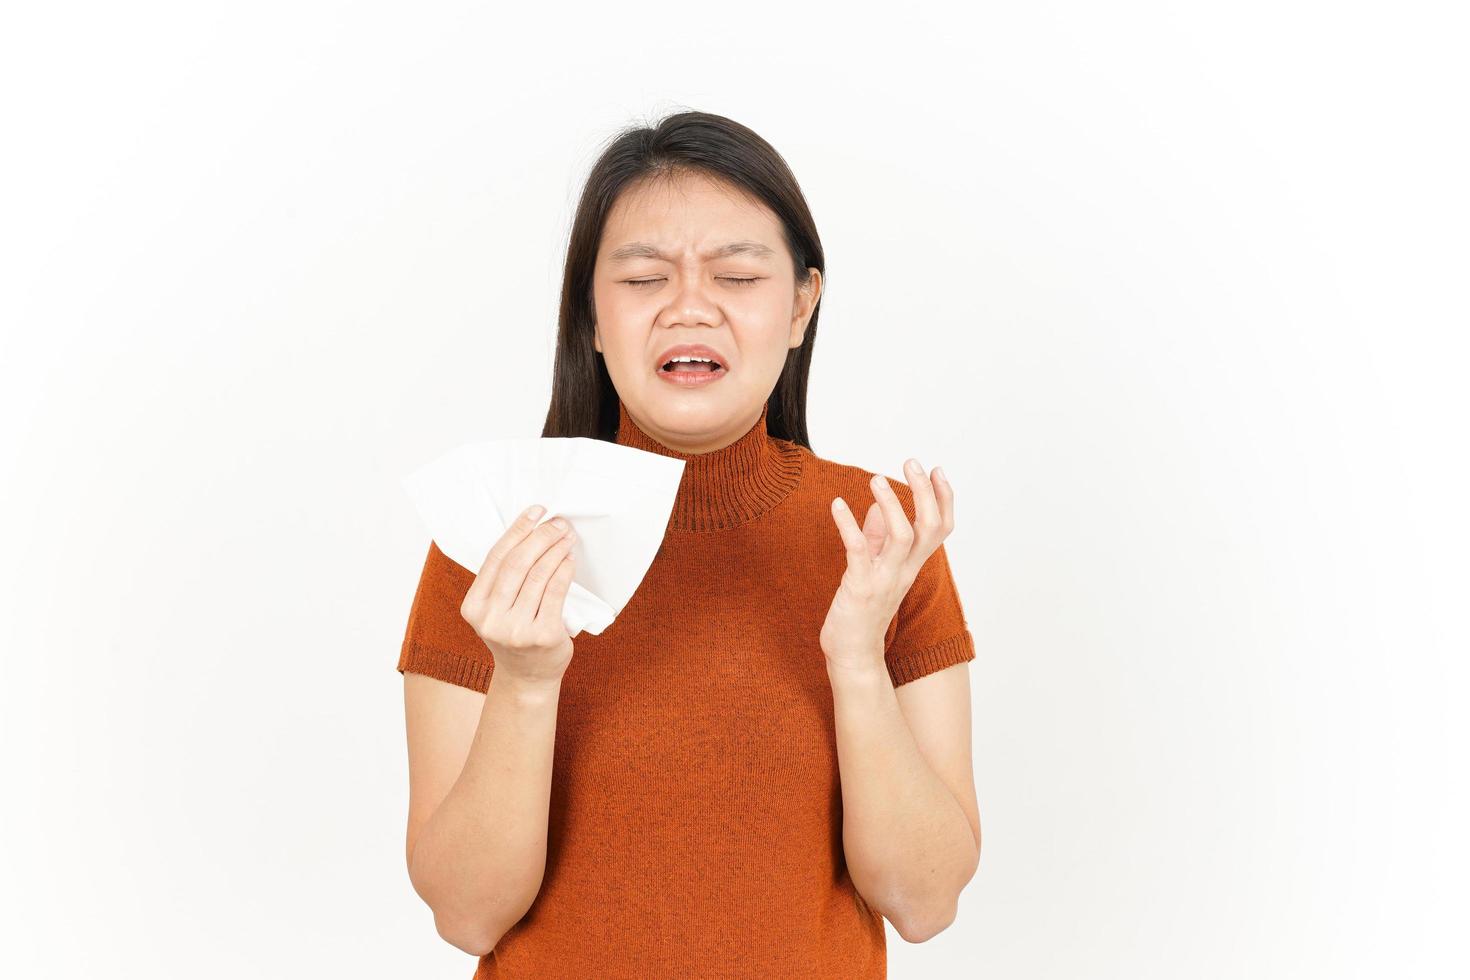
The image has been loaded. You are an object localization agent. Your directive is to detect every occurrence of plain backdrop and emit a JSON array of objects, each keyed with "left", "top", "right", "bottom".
[{"left": 2, "top": 2, "right": 1466, "bottom": 977}]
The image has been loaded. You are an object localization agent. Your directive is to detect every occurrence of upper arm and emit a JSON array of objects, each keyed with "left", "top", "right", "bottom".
[
  {"left": 895, "top": 663, "right": 982, "bottom": 865},
  {"left": 397, "top": 541, "right": 498, "bottom": 872},
  {"left": 402, "top": 673, "right": 485, "bottom": 873}
]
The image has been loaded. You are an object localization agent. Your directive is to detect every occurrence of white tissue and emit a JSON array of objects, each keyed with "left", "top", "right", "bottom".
[{"left": 401, "top": 436, "right": 686, "bottom": 637}]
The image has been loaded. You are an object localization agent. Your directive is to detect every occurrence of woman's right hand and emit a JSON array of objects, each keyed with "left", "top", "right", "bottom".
[{"left": 459, "top": 505, "right": 579, "bottom": 688}]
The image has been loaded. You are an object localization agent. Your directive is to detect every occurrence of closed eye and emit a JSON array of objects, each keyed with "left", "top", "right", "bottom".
[{"left": 625, "top": 277, "right": 763, "bottom": 288}]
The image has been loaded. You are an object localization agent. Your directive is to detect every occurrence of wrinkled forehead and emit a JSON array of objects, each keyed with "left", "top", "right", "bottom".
[{"left": 599, "top": 171, "right": 784, "bottom": 261}]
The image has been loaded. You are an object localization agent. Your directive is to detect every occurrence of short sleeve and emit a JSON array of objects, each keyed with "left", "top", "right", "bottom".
[
  {"left": 875, "top": 477, "right": 976, "bottom": 686},
  {"left": 397, "top": 540, "right": 496, "bottom": 693},
  {"left": 882, "top": 541, "right": 976, "bottom": 686}
]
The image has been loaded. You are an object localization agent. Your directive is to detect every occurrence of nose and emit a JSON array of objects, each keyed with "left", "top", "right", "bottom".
[{"left": 659, "top": 269, "right": 719, "bottom": 330}]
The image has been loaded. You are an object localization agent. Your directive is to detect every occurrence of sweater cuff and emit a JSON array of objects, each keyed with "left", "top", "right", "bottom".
[
  {"left": 397, "top": 640, "right": 494, "bottom": 693},
  {"left": 886, "top": 630, "right": 976, "bottom": 688}
]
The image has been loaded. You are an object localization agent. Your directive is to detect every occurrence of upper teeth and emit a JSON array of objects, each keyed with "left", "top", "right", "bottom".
[{"left": 668, "top": 355, "right": 716, "bottom": 363}]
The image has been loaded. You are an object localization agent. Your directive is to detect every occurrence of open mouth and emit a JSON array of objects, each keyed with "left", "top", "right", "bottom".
[{"left": 659, "top": 358, "right": 725, "bottom": 375}]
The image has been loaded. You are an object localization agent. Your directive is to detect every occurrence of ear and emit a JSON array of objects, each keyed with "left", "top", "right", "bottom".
[
  {"left": 789, "top": 268, "right": 822, "bottom": 348},
  {"left": 592, "top": 322, "right": 601, "bottom": 354}
]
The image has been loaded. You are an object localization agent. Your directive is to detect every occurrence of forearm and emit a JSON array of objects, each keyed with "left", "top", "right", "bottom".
[
  {"left": 409, "top": 671, "right": 562, "bottom": 952},
  {"left": 827, "top": 658, "right": 978, "bottom": 941}
]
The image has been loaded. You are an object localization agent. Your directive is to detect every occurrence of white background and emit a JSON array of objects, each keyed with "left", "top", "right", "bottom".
[{"left": 2, "top": 2, "right": 1466, "bottom": 977}]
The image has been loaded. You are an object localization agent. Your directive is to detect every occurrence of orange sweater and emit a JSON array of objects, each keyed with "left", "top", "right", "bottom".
[{"left": 398, "top": 399, "right": 975, "bottom": 979}]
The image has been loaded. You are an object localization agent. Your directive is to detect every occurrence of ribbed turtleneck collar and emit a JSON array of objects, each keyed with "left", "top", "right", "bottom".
[{"left": 614, "top": 399, "right": 805, "bottom": 532}]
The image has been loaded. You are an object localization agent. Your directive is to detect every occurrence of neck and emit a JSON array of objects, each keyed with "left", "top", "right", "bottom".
[{"left": 614, "top": 399, "right": 805, "bottom": 531}]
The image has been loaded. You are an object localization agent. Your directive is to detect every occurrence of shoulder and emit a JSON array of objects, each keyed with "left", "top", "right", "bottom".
[{"left": 785, "top": 441, "right": 924, "bottom": 517}]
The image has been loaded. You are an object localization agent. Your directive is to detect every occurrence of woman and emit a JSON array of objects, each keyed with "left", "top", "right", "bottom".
[{"left": 397, "top": 110, "right": 981, "bottom": 979}]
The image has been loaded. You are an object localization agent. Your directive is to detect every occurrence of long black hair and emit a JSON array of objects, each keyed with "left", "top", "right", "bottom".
[{"left": 539, "top": 109, "right": 825, "bottom": 451}]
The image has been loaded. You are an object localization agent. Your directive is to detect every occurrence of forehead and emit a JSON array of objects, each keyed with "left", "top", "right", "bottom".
[{"left": 599, "top": 171, "right": 784, "bottom": 259}]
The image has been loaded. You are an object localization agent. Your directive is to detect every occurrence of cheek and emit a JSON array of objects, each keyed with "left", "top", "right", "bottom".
[
  {"left": 731, "top": 322, "right": 800, "bottom": 377},
  {"left": 748, "top": 285, "right": 800, "bottom": 321},
  {"left": 594, "top": 282, "right": 654, "bottom": 326},
  {"left": 589, "top": 299, "right": 644, "bottom": 371}
]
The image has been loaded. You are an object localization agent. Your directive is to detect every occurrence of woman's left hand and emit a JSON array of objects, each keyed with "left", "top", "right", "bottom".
[{"left": 820, "top": 458, "right": 955, "bottom": 673}]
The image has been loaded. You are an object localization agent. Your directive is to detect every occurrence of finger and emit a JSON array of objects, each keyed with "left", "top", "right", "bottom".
[
  {"left": 510, "top": 528, "right": 578, "bottom": 623},
  {"left": 534, "top": 552, "right": 578, "bottom": 631},
  {"left": 488, "top": 516, "right": 574, "bottom": 614},
  {"left": 868, "top": 472, "right": 915, "bottom": 569},
  {"left": 931, "top": 465, "right": 956, "bottom": 537},
  {"left": 831, "top": 496, "right": 876, "bottom": 576},
  {"left": 861, "top": 501, "right": 887, "bottom": 560},
  {"left": 469, "top": 504, "right": 547, "bottom": 600},
  {"left": 903, "top": 458, "right": 942, "bottom": 541}
]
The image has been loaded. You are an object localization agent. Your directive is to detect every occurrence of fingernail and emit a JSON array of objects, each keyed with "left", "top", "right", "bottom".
[
  {"left": 528, "top": 505, "right": 545, "bottom": 520},
  {"left": 933, "top": 466, "right": 947, "bottom": 483},
  {"left": 551, "top": 517, "right": 569, "bottom": 530}
]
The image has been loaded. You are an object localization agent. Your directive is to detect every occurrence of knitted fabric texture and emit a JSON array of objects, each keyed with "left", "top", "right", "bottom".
[{"left": 398, "top": 398, "right": 976, "bottom": 979}]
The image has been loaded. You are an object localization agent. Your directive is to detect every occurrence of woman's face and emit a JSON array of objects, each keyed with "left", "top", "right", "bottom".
[{"left": 592, "top": 170, "right": 821, "bottom": 453}]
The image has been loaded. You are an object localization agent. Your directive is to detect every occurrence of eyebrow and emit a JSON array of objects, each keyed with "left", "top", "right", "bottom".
[{"left": 605, "top": 240, "right": 777, "bottom": 263}]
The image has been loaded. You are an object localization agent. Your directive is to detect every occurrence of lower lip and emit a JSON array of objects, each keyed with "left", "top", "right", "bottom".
[{"left": 656, "top": 364, "right": 727, "bottom": 386}]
